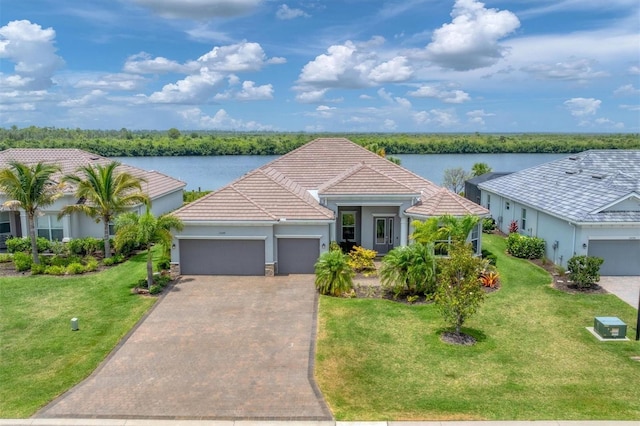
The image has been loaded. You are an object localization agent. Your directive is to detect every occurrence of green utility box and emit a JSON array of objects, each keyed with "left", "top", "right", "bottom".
[{"left": 594, "top": 317, "right": 627, "bottom": 339}]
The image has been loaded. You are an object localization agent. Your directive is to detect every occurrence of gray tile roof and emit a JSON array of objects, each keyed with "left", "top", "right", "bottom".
[
  {"left": 0, "top": 148, "right": 185, "bottom": 200},
  {"left": 478, "top": 150, "right": 640, "bottom": 223},
  {"left": 175, "top": 138, "right": 489, "bottom": 222}
]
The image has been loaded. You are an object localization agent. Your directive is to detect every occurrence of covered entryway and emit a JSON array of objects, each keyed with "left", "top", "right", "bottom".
[
  {"left": 277, "top": 237, "right": 320, "bottom": 274},
  {"left": 179, "top": 239, "right": 265, "bottom": 275},
  {"left": 588, "top": 239, "right": 640, "bottom": 276},
  {"left": 373, "top": 216, "right": 395, "bottom": 254}
]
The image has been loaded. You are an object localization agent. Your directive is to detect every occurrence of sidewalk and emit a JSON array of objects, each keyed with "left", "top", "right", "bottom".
[{"left": 1, "top": 420, "right": 639, "bottom": 426}]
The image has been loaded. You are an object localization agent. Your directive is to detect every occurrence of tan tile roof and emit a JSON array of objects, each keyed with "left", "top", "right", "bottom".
[
  {"left": 174, "top": 137, "right": 488, "bottom": 222},
  {"left": 319, "top": 162, "right": 419, "bottom": 195},
  {"left": 406, "top": 187, "right": 490, "bottom": 217},
  {"left": 173, "top": 168, "right": 334, "bottom": 222},
  {"left": 0, "top": 148, "right": 185, "bottom": 200}
]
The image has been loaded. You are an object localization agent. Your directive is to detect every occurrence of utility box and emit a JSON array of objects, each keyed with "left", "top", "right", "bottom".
[{"left": 594, "top": 317, "right": 626, "bottom": 339}]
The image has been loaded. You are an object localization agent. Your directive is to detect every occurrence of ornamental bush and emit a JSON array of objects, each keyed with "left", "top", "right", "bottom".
[
  {"left": 347, "top": 245, "right": 377, "bottom": 272},
  {"left": 567, "top": 255, "right": 604, "bottom": 289},
  {"left": 314, "top": 250, "right": 354, "bottom": 296},
  {"left": 13, "top": 251, "right": 32, "bottom": 271},
  {"left": 506, "top": 233, "right": 545, "bottom": 259},
  {"left": 6, "top": 236, "right": 50, "bottom": 254}
]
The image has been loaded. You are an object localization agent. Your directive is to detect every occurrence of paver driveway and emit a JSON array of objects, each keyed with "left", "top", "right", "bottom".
[{"left": 39, "top": 275, "right": 332, "bottom": 420}]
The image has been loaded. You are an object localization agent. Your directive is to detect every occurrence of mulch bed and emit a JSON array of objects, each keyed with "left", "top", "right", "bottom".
[{"left": 528, "top": 258, "right": 607, "bottom": 295}]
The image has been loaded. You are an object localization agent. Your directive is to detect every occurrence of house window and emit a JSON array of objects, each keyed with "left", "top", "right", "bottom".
[
  {"left": 37, "top": 214, "right": 63, "bottom": 241},
  {"left": 471, "top": 224, "right": 479, "bottom": 253},
  {"left": 505, "top": 201, "right": 510, "bottom": 210},
  {"left": 521, "top": 208, "right": 527, "bottom": 232},
  {"left": 341, "top": 211, "right": 356, "bottom": 241},
  {"left": 486, "top": 194, "right": 491, "bottom": 210},
  {"left": 0, "top": 212, "right": 10, "bottom": 234},
  {"left": 109, "top": 222, "right": 116, "bottom": 236}
]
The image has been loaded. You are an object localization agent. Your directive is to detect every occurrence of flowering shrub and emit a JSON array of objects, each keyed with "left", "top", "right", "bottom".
[{"left": 347, "top": 245, "right": 377, "bottom": 272}]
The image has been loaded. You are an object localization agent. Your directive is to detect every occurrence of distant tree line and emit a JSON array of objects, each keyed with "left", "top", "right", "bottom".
[{"left": 0, "top": 126, "right": 638, "bottom": 157}]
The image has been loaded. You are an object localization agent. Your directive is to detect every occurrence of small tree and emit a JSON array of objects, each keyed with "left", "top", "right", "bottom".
[
  {"left": 115, "top": 208, "right": 184, "bottom": 288},
  {"left": 435, "top": 243, "right": 485, "bottom": 339},
  {"left": 0, "top": 161, "right": 61, "bottom": 264},
  {"left": 314, "top": 250, "right": 354, "bottom": 296},
  {"left": 567, "top": 255, "right": 604, "bottom": 289},
  {"left": 442, "top": 167, "right": 471, "bottom": 194}
]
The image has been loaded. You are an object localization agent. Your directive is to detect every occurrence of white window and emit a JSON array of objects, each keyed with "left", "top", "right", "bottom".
[
  {"left": 341, "top": 211, "right": 356, "bottom": 241},
  {"left": 37, "top": 214, "right": 63, "bottom": 241},
  {"left": 0, "top": 212, "right": 10, "bottom": 234},
  {"left": 471, "top": 224, "right": 480, "bottom": 253},
  {"left": 486, "top": 194, "right": 491, "bottom": 210},
  {"left": 521, "top": 208, "right": 527, "bottom": 232}
]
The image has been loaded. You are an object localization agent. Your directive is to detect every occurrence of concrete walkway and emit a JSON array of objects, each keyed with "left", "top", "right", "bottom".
[
  {"left": 2, "top": 420, "right": 639, "bottom": 425},
  {"left": 598, "top": 276, "right": 640, "bottom": 308},
  {"left": 37, "top": 275, "right": 331, "bottom": 420}
]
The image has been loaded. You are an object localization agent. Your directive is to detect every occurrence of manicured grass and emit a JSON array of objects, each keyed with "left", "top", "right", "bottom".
[
  {"left": 315, "top": 234, "right": 640, "bottom": 420},
  {"left": 0, "top": 253, "right": 157, "bottom": 418}
]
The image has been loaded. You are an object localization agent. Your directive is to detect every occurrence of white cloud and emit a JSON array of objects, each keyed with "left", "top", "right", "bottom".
[
  {"left": 521, "top": 58, "right": 608, "bottom": 81},
  {"left": 613, "top": 84, "right": 640, "bottom": 96},
  {"left": 180, "top": 107, "right": 274, "bottom": 130},
  {"left": 74, "top": 73, "right": 146, "bottom": 91},
  {"left": 368, "top": 56, "right": 413, "bottom": 83},
  {"left": 595, "top": 117, "right": 624, "bottom": 129},
  {"left": 146, "top": 68, "right": 224, "bottom": 104},
  {"left": 235, "top": 80, "right": 274, "bottom": 100},
  {"left": 383, "top": 119, "right": 397, "bottom": 130},
  {"left": 276, "top": 4, "right": 309, "bottom": 20},
  {"left": 295, "top": 88, "right": 328, "bottom": 103},
  {"left": 564, "top": 97, "right": 601, "bottom": 117},
  {"left": 197, "top": 42, "right": 270, "bottom": 72},
  {"left": 629, "top": 65, "right": 640, "bottom": 75},
  {"left": 429, "top": 109, "right": 459, "bottom": 127},
  {"left": 0, "top": 20, "right": 64, "bottom": 91},
  {"left": 377, "top": 88, "right": 411, "bottom": 109},
  {"left": 425, "top": 0, "right": 520, "bottom": 70},
  {"left": 467, "top": 109, "right": 495, "bottom": 125},
  {"left": 130, "top": 0, "right": 262, "bottom": 19},
  {"left": 407, "top": 85, "right": 470, "bottom": 104},
  {"left": 124, "top": 53, "right": 191, "bottom": 74},
  {"left": 59, "top": 90, "right": 107, "bottom": 108}
]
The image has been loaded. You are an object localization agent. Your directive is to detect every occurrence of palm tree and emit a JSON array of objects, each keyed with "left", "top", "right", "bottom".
[
  {"left": 314, "top": 250, "right": 354, "bottom": 296},
  {"left": 438, "top": 214, "right": 480, "bottom": 246},
  {"left": 59, "top": 162, "right": 148, "bottom": 258},
  {"left": 114, "top": 208, "right": 184, "bottom": 288},
  {"left": 379, "top": 242, "right": 436, "bottom": 297},
  {"left": 471, "top": 162, "right": 492, "bottom": 177},
  {"left": 0, "top": 161, "right": 61, "bottom": 264}
]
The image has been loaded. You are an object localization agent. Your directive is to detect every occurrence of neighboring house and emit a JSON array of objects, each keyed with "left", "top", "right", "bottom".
[
  {"left": 0, "top": 149, "right": 185, "bottom": 248},
  {"left": 465, "top": 172, "right": 512, "bottom": 205},
  {"left": 478, "top": 150, "right": 640, "bottom": 276},
  {"left": 170, "top": 138, "right": 489, "bottom": 276}
]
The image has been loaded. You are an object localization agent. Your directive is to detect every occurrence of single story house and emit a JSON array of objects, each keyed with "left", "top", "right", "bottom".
[
  {"left": 478, "top": 150, "right": 640, "bottom": 276},
  {"left": 0, "top": 148, "right": 185, "bottom": 248},
  {"left": 465, "top": 172, "right": 512, "bottom": 206},
  {"left": 170, "top": 138, "right": 489, "bottom": 276}
]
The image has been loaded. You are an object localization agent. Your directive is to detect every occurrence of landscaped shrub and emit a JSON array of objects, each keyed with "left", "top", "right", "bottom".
[
  {"left": 567, "top": 255, "right": 604, "bottom": 289},
  {"left": 481, "top": 249, "right": 497, "bottom": 266},
  {"left": 6, "top": 236, "right": 50, "bottom": 253},
  {"left": 314, "top": 250, "right": 354, "bottom": 296},
  {"left": 347, "top": 245, "right": 377, "bottom": 272},
  {"left": 482, "top": 218, "right": 496, "bottom": 233},
  {"left": 380, "top": 243, "right": 436, "bottom": 298},
  {"left": 49, "top": 240, "right": 68, "bottom": 256},
  {"left": 0, "top": 253, "right": 12, "bottom": 263},
  {"left": 67, "top": 237, "right": 104, "bottom": 256},
  {"left": 102, "top": 253, "right": 124, "bottom": 266},
  {"left": 13, "top": 252, "right": 32, "bottom": 271},
  {"left": 329, "top": 241, "right": 341, "bottom": 252},
  {"left": 508, "top": 220, "right": 519, "bottom": 234},
  {"left": 149, "top": 284, "right": 162, "bottom": 295},
  {"left": 66, "top": 262, "right": 86, "bottom": 275},
  {"left": 30, "top": 263, "right": 46, "bottom": 275},
  {"left": 157, "top": 256, "right": 171, "bottom": 271},
  {"left": 84, "top": 256, "right": 99, "bottom": 272},
  {"left": 506, "top": 233, "right": 545, "bottom": 259},
  {"left": 44, "top": 265, "right": 66, "bottom": 275}
]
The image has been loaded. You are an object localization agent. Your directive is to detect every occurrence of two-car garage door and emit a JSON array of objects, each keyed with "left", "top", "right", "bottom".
[
  {"left": 588, "top": 240, "right": 640, "bottom": 276},
  {"left": 179, "top": 239, "right": 265, "bottom": 275},
  {"left": 179, "top": 237, "right": 320, "bottom": 275}
]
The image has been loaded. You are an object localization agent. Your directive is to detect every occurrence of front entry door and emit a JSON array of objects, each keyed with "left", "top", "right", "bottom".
[{"left": 373, "top": 217, "right": 394, "bottom": 254}]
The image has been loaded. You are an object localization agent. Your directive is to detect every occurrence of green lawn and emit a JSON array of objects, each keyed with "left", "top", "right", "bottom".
[
  {"left": 315, "top": 234, "right": 640, "bottom": 420},
  {"left": 0, "top": 253, "right": 157, "bottom": 418}
]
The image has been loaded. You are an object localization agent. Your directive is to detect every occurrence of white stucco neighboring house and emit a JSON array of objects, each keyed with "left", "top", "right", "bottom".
[
  {"left": 478, "top": 150, "right": 640, "bottom": 276},
  {"left": 0, "top": 148, "right": 186, "bottom": 248},
  {"left": 170, "top": 138, "right": 489, "bottom": 276}
]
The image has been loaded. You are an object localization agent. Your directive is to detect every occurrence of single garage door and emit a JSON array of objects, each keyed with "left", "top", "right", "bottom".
[
  {"left": 277, "top": 238, "right": 320, "bottom": 274},
  {"left": 180, "top": 239, "right": 265, "bottom": 275},
  {"left": 588, "top": 240, "right": 640, "bottom": 276}
]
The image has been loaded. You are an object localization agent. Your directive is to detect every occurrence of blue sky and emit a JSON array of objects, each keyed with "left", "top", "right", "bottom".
[{"left": 1, "top": 0, "right": 639, "bottom": 132}]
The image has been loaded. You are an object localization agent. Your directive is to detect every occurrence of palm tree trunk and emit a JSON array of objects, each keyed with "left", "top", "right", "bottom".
[
  {"left": 103, "top": 218, "right": 111, "bottom": 258},
  {"left": 146, "top": 246, "right": 154, "bottom": 289},
  {"left": 28, "top": 212, "right": 39, "bottom": 265}
]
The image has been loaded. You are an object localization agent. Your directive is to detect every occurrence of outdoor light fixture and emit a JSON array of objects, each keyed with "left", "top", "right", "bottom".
[
  {"left": 582, "top": 243, "right": 587, "bottom": 249},
  {"left": 322, "top": 243, "right": 326, "bottom": 249}
]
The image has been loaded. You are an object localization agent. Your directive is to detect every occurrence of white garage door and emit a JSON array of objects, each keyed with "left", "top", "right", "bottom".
[
  {"left": 588, "top": 240, "right": 640, "bottom": 276},
  {"left": 180, "top": 239, "right": 265, "bottom": 275},
  {"left": 277, "top": 238, "right": 320, "bottom": 274}
]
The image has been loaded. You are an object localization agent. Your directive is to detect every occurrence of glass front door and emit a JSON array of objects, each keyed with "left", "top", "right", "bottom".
[{"left": 373, "top": 217, "right": 394, "bottom": 254}]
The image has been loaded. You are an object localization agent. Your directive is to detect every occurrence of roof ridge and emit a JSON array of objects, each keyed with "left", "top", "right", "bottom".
[
  {"left": 229, "top": 183, "right": 279, "bottom": 220},
  {"left": 260, "top": 168, "right": 333, "bottom": 218}
]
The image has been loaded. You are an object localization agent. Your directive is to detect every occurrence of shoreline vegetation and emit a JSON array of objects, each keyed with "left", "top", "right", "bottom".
[{"left": 1, "top": 127, "right": 639, "bottom": 157}]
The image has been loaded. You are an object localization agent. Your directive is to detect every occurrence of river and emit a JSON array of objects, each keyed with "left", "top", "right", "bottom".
[{"left": 112, "top": 153, "right": 566, "bottom": 191}]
